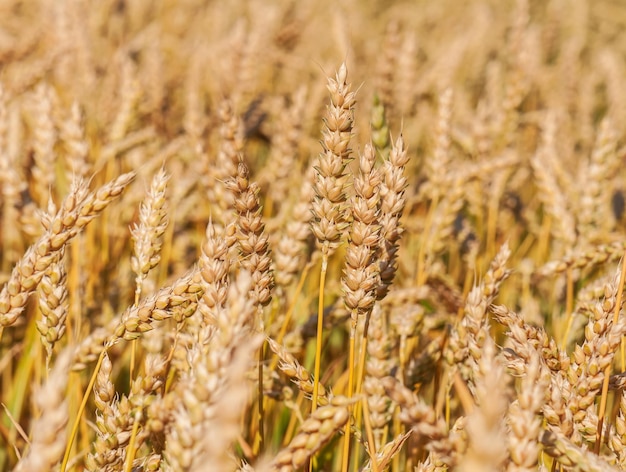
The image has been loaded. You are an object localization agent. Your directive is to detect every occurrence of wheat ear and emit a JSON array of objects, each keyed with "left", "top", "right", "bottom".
[
  {"left": 310, "top": 62, "right": 355, "bottom": 418},
  {"left": 341, "top": 142, "right": 381, "bottom": 469},
  {"left": 0, "top": 172, "right": 135, "bottom": 329},
  {"left": 271, "top": 396, "right": 355, "bottom": 472},
  {"left": 13, "top": 350, "right": 71, "bottom": 472}
]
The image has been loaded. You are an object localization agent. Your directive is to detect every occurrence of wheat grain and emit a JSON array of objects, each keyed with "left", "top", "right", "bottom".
[
  {"left": 506, "top": 352, "right": 548, "bottom": 471},
  {"left": 382, "top": 376, "right": 459, "bottom": 466},
  {"left": 363, "top": 305, "right": 394, "bottom": 449},
  {"left": 273, "top": 164, "right": 315, "bottom": 289},
  {"left": 271, "top": 396, "right": 354, "bottom": 472},
  {"left": 30, "top": 82, "right": 57, "bottom": 208},
  {"left": 131, "top": 167, "right": 170, "bottom": 303},
  {"left": 226, "top": 159, "right": 275, "bottom": 312},
  {"left": 374, "top": 20, "right": 400, "bottom": 114},
  {"left": 59, "top": 102, "right": 90, "bottom": 180},
  {"left": 13, "top": 350, "right": 71, "bottom": 472},
  {"left": 267, "top": 337, "right": 330, "bottom": 406},
  {"left": 35, "top": 244, "right": 68, "bottom": 360},
  {"left": 377, "top": 135, "right": 409, "bottom": 300},
  {"left": 310, "top": 62, "right": 355, "bottom": 255},
  {"left": 343, "top": 142, "right": 381, "bottom": 324},
  {"left": 540, "top": 429, "right": 620, "bottom": 472}
]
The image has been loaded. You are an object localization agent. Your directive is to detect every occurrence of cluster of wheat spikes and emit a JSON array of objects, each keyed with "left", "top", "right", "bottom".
[{"left": 5, "top": 0, "right": 626, "bottom": 471}]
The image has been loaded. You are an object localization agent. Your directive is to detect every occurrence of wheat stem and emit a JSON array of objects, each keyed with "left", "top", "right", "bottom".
[
  {"left": 312, "top": 254, "right": 328, "bottom": 414},
  {"left": 341, "top": 327, "right": 356, "bottom": 472},
  {"left": 123, "top": 410, "right": 141, "bottom": 472},
  {"left": 61, "top": 347, "right": 107, "bottom": 472}
]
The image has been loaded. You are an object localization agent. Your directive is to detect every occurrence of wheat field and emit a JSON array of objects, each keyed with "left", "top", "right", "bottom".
[{"left": 2, "top": 0, "right": 626, "bottom": 471}]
